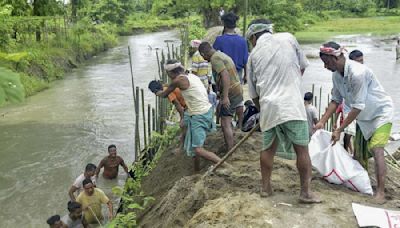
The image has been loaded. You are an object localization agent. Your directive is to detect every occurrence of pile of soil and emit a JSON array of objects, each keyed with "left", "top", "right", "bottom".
[{"left": 138, "top": 131, "right": 400, "bottom": 227}]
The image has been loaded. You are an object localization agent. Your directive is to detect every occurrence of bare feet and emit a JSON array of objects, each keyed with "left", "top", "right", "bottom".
[
  {"left": 372, "top": 193, "right": 387, "bottom": 205},
  {"left": 260, "top": 183, "right": 273, "bottom": 198},
  {"left": 299, "top": 192, "right": 322, "bottom": 204}
]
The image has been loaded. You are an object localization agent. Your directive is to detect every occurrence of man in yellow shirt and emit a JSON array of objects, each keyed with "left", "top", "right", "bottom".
[{"left": 76, "top": 178, "right": 113, "bottom": 225}]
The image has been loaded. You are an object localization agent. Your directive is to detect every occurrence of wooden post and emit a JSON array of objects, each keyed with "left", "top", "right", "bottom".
[
  {"left": 172, "top": 44, "right": 175, "bottom": 59},
  {"left": 156, "top": 48, "right": 161, "bottom": 79},
  {"left": 148, "top": 104, "right": 151, "bottom": 143},
  {"left": 128, "top": 46, "right": 136, "bottom": 101},
  {"left": 312, "top": 84, "right": 315, "bottom": 105},
  {"left": 141, "top": 89, "right": 147, "bottom": 148},
  {"left": 135, "top": 87, "right": 140, "bottom": 158},
  {"left": 319, "top": 87, "right": 322, "bottom": 119},
  {"left": 152, "top": 108, "right": 156, "bottom": 131}
]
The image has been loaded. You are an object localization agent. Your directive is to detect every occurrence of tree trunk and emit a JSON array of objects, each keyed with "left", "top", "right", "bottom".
[{"left": 201, "top": 7, "right": 220, "bottom": 28}]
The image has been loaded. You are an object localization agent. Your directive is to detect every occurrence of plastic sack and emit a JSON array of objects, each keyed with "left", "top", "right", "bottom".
[{"left": 309, "top": 130, "right": 373, "bottom": 195}]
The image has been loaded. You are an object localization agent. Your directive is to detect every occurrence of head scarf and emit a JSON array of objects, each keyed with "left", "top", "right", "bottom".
[
  {"left": 164, "top": 62, "right": 183, "bottom": 71},
  {"left": 190, "top": 40, "right": 202, "bottom": 48},
  {"left": 245, "top": 23, "right": 273, "bottom": 40},
  {"left": 319, "top": 46, "right": 347, "bottom": 57}
]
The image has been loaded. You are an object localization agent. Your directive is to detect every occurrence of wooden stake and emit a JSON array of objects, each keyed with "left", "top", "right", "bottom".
[{"left": 141, "top": 89, "right": 147, "bottom": 148}]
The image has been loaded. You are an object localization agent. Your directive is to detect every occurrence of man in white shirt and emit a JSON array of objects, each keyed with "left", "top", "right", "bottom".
[
  {"left": 68, "top": 163, "right": 97, "bottom": 201},
  {"left": 316, "top": 41, "right": 393, "bottom": 204},
  {"left": 246, "top": 19, "right": 320, "bottom": 203}
]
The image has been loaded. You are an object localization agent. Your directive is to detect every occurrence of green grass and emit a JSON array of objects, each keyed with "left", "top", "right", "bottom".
[{"left": 295, "top": 16, "right": 400, "bottom": 43}]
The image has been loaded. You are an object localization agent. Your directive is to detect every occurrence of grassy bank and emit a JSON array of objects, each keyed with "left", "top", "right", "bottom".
[
  {"left": 295, "top": 16, "right": 400, "bottom": 43},
  {"left": 0, "top": 15, "right": 196, "bottom": 101},
  {"left": 0, "top": 19, "right": 118, "bottom": 98}
]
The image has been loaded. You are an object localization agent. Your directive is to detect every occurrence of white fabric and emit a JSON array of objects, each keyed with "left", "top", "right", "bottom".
[
  {"left": 181, "top": 73, "right": 212, "bottom": 116},
  {"left": 72, "top": 174, "right": 96, "bottom": 191},
  {"left": 164, "top": 62, "right": 183, "bottom": 71},
  {"left": 309, "top": 130, "right": 373, "bottom": 195},
  {"left": 61, "top": 214, "right": 84, "bottom": 228},
  {"left": 331, "top": 59, "right": 393, "bottom": 139},
  {"left": 247, "top": 32, "right": 309, "bottom": 131},
  {"left": 352, "top": 203, "right": 400, "bottom": 228}
]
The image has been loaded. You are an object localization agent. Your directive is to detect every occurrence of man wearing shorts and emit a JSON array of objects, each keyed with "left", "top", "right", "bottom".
[
  {"left": 156, "top": 59, "right": 225, "bottom": 171},
  {"left": 317, "top": 41, "right": 393, "bottom": 204},
  {"left": 199, "top": 42, "right": 243, "bottom": 150},
  {"left": 246, "top": 19, "right": 320, "bottom": 203}
]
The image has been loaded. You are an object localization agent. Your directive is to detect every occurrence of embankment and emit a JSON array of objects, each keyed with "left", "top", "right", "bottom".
[{"left": 137, "top": 130, "right": 400, "bottom": 227}]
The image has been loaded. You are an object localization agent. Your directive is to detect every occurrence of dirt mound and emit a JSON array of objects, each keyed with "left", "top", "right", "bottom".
[{"left": 139, "top": 131, "right": 400, "bottom": 228}]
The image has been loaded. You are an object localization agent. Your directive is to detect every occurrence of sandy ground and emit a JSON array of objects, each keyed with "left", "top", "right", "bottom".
[{"left": 137, "top": 130, "right": 400, "bottom": 228}]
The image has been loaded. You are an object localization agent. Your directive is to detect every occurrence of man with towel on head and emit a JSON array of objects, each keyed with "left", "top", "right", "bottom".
[
  {"left": 155, "top": 59, "right": 228, "bottom": 172},
  {"left": 246, "top": 18, "right": 320, "bottom": 203},
  {"left": 316, "top": 41, "right": 393, "bottom": 204}
]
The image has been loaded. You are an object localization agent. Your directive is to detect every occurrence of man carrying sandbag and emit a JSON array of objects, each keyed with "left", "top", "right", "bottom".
[{"left": 316, "top": 41, "right": 393, "bottom": 204}]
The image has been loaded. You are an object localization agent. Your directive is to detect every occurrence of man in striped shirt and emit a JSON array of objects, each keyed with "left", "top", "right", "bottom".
[{"left": 191, "top": 39, "right": 210, "bottom": 89}]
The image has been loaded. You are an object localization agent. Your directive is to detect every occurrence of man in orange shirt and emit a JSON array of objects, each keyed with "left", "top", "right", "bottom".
[{"left": 149, "top": 80, "right": 187, "bottom": 153}]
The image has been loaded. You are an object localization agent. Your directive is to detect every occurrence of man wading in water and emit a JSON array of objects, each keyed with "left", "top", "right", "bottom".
[
  {"left": 68, "top": 163, "right": 97, "bottom": 201},
  {"left": 155, "top": 59, "right": 229, "bottom": 172},
  {"left": 246, "top": 18, "right": 321, "bottom": 203},
  {"left": 95, "top": 144, "right": 129, "bottom": 179},
  {"left": 317, "top": 41, "right": 393, "bottom": 204}
]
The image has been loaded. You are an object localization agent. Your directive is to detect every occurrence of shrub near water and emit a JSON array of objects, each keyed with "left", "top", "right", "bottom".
[{"left": 0, "top": 17, "right": 117, "bottom": 96}]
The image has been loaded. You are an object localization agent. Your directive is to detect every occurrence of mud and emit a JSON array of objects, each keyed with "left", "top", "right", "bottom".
[{"left": 139, "top": 131, "right": 400, "bottom": 227}]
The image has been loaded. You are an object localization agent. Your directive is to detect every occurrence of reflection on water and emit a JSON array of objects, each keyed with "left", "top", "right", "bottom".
[{"left": 0, "top": 30, "right": 179, "bottom": 228}]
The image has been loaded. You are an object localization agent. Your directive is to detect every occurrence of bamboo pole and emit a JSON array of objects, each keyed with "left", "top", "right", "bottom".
[
  {"left": 135, "top": 87, "right": 140, "bottom": 158},
  {"left": 128, "top": 46, "right": 136, "bottom": 101},
  {"left": 156, "top": 48, "right": 161, "bottom": 79},
  {"left": 312, "top": 84, "right": 315, "bottom": 105},
  {"left": 141, "top": 89, "right": 147, "bottom": 148},
  {"left": 152, "top": 108, "right": 156, "bottom": 131},
  {"left": 208, "top": 123, "right": 260, "bottom": 174},
  {"left": 319, "top": 87, "right": 322, "bottom": 119},
  {"left": 148, "top": 104, "right": 151, "bottom": 143}
]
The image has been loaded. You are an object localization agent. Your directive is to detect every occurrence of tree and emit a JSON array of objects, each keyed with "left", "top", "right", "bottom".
[{"left": 0, "top": 0, "right": 31, "bottom": 16}]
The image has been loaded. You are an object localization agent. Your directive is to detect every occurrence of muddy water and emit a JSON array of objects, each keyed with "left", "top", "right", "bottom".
[
  {"left": 0, "top": 32, "right": 398, "bottom": 227},
  {"left": 0, "top": 30, "right": 179, "bottom": 227}
]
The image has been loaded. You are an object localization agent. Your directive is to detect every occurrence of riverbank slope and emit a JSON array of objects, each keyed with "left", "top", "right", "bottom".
[{"left": 138, "top": 131, "right": 400, "bottom": 227}]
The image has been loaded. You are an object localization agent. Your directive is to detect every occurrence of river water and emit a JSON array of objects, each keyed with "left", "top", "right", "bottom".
[
  {"left": 0, "top": 30, "right": 179, "bottom": 227},
  {"left": 0, "top": 32, "right": 399, "bottom": 227}
]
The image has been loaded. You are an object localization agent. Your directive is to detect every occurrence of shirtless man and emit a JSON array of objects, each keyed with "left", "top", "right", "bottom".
[{"left": 95, "top": 145, "right": 129, "bottom": 179}]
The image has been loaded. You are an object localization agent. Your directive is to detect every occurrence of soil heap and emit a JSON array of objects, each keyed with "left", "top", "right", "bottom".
[{"left": 138, "top": 131, "right": 400, "bottom": 227}]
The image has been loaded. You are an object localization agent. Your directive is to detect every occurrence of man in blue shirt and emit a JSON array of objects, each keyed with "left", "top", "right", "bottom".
[
  {"left": 214, "top": 12, "right": 249, "bottom": 84},
  {"left": 213, "top": 12, "right": 248, "bottom": 129}
]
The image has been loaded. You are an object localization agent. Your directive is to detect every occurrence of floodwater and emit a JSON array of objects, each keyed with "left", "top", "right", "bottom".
[
  {"left": 0, "top": 31, "right": 399, "bottom": 227},
  {"left": 301, "top": 35, "right": 400, "bottom": 135},
  {"left": 0, "top": 30, "right": 179, "bottom": 227}
]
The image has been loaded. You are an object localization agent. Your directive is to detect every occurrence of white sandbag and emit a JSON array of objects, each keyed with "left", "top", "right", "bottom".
[
  {"left": 309, "top": 130, "right": 373, "bottom": 195},
  {"left": 352, "top": 203, "right": 400, "bottom": 228}
]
